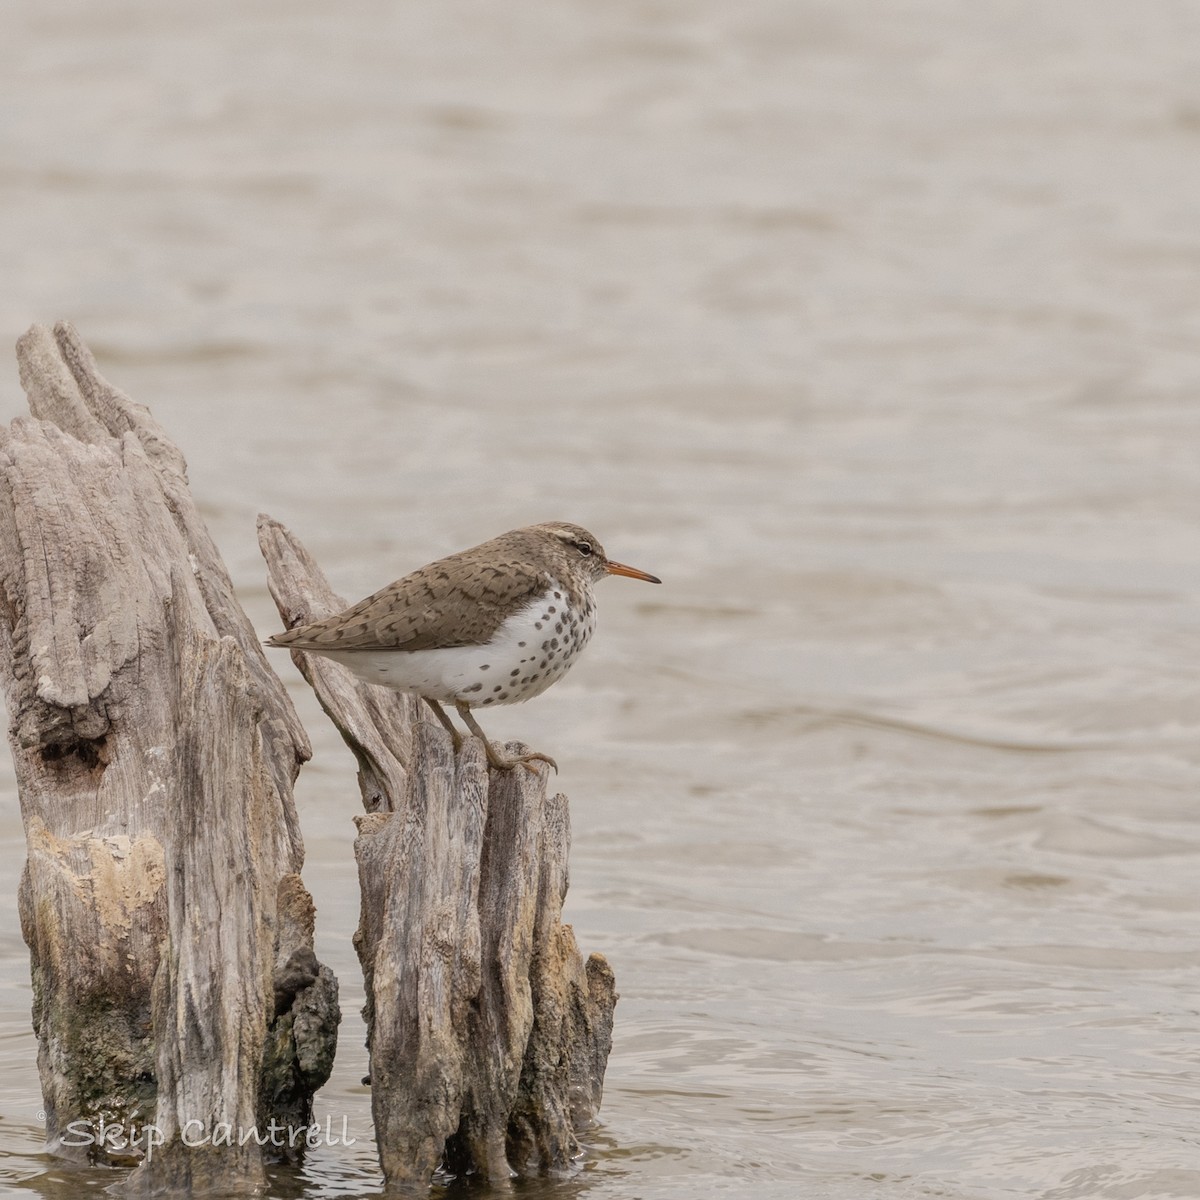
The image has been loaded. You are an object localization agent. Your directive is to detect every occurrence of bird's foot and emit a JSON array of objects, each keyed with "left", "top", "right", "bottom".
[
  {"left": 452, "top": 700, "right": 557, "bottom": 773},
  {"left": 481, "top": 741, "right": 558, "bottom": 775}
]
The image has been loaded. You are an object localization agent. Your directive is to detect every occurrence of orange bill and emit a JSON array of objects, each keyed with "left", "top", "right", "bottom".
[{"left": 606, "top": 559, "right": 662, "bottom": 584}]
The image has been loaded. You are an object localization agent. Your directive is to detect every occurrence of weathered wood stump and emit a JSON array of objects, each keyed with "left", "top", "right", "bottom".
[
  {"left": 260, "top": 516, "right": 617, "bottom": 1189},
  {"left": 0, "top": 324, "right": 339, "bottom": 1194}
]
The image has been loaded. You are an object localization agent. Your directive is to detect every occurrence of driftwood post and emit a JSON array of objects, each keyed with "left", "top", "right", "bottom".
[
  {"left": 0, "top": 324, "right": 339, "bottom": 1193},
  {"left": 259, "top": 516, "right": 617, "bottom": 1189}
]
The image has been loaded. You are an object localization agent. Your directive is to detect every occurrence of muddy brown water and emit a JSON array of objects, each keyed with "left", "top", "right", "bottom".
[{"left": 1, "top": 2, "right": 1199, "bottom": 1197}]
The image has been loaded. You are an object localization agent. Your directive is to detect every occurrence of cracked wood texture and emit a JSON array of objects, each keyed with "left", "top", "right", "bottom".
[
  {"left": 0, "top": 323, "right": 339, "bottom": 1194},
  {"left": 259, "top": 515, "right": 617, "bottom": 1190}
]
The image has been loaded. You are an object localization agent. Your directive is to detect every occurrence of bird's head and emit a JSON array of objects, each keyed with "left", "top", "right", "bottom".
[{"left": 531, "top": 522, "right": 662, "bottom": 587}]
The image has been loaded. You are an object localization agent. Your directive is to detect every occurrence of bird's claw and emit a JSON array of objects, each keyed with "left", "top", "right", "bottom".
[{"left": 484, "top": 745, "right": 558, "bottom": 775}]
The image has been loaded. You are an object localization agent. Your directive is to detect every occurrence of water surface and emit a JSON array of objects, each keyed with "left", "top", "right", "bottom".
[{"left": 1, "top": 2, "right": 1199, "bottom": 1197}]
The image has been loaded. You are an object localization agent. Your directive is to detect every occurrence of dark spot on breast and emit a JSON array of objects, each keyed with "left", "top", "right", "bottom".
[
  {"left": 539, "top": 659, "right": 547, "bottom": 669},
  {"left": 510, "top": 669, "right": 520, "bottom": 677},
  {"left": 553, "top": 591, "right": 562, "bottom": 600},
  {"left": 479, "top": 664, "right": 490, "bottom": 671},
  {"left": 548, "top": 605, "right": 556, "bottom": 614},
  {"left": 518, "top": 641, "right": 526, "bottom": 648},
  {"left": 550, "top": 637, "right": 559, "bottom": 649},
  {"left": 555, "top": 622, "right": 563, "bottom": 634},
  {"left": 534, "top": 622, "right": 542, "bottom": 630},
  {"left": 466, "top": 682, "right": 483, "bottom": 693},
  {"left": 493, "top": 685, "right": 502, "bottom": 693},
  {"left": 499, "top": 691, "right": 509, "bottom": 700}
]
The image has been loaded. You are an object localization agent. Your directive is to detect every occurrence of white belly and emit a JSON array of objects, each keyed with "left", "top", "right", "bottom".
[{"left": 313, "top": 586, "right": 596, "bottom": 708}]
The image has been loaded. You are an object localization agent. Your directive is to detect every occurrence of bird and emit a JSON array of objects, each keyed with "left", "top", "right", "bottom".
[{"left": 266, "top": 522, "right": 661, "bottom": 772}]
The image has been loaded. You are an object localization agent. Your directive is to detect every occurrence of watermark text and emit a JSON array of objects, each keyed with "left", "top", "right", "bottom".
[{"left": 58, "top": 1112, "right": 355, "bottom": 1163}]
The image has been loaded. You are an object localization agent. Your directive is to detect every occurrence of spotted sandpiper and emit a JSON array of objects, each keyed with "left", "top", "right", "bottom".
[{"left": 266, "top": 522, "right": 661, "bottom": 772}]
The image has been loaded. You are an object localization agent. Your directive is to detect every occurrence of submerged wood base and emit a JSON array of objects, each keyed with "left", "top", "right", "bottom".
[{"left": 260, "top": 516, "right": 617, "bottom": 1188}]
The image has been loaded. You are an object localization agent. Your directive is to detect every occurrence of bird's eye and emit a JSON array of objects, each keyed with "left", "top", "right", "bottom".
[{"left": 575, "top": 540, "right": 593, "bottom": 557}]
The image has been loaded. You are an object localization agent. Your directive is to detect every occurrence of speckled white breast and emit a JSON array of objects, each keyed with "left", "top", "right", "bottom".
[{"left": 314, "top": 579, "right": 597, "bottom": 708}]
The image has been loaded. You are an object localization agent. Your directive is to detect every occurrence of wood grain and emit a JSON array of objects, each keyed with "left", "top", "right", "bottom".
[
  {"left": 0, "top": 323, "right": 339, "bottom": 1191},
  {"left": 260, "top": 517, "right": 617, "bottom": 1188}
]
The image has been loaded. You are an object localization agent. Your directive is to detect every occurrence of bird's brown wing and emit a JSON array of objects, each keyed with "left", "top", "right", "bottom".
[{"left": 266, "top": 550, "right": 552, "bottom": 653}]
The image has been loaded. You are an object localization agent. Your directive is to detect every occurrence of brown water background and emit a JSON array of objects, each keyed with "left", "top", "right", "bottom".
[{"left": 2, "top": 2, "right": 1200, "bottom": 1197}]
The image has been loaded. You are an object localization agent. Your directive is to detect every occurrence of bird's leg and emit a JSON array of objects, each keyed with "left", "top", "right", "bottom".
[
  {"left": 423, "top": 697, "right": 464, "bottom": 752},
  {"left": 454, "top": 701, "right": 558, "bottom": 775}
]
